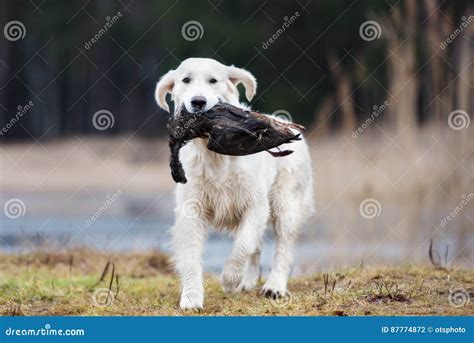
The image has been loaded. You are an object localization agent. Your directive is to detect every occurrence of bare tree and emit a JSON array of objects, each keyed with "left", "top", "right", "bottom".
[
  {"left": 378, "top": 0, "right": 419, "bottom": 133},
  {"left": 327, "top": 53, "right": 356, "bottom": 135}
]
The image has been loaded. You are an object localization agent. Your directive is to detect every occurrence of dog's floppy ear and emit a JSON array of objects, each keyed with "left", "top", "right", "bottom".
[
  {"left": 155, "top": 70, "right": 176, "bottom": 112},
  {"left": 227, "top": 66, "right": 257, "bottom": 101}
]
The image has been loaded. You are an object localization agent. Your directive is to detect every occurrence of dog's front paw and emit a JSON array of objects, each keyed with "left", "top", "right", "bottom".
[
  {"left": 179, "top": 291, "right": 203, "bottom": 310},
  {"left": 221, "top": 265, "right": 244, "bottom": 293},
  {"left": 261, "top": 278, "right": 289, "bottom": 299}
]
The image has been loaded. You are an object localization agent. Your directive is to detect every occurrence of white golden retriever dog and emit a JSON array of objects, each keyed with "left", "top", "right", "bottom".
[{"left": 155, "top": 58, "right": 314, "bottom": 310}]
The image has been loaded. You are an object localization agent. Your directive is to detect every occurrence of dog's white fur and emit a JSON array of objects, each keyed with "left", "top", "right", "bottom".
[{"left": 156, "top": 58, "right": 314, "bottom": 310}]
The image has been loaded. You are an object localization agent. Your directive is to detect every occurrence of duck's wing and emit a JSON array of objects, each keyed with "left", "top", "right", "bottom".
[{"left": 207, "top": 125, "right": 301, "bottom": 156}]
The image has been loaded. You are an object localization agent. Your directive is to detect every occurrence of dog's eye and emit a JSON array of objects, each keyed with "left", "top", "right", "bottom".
[
  {"left": 209, "top": 78, "right": 218, "bottom": 84},
  {"left": 182, "top": 77, "right": 191, "bottom": 84}
]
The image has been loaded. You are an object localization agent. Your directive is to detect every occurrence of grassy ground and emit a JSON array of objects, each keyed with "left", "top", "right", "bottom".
[{"left": 0, "top": 249, "right": 472, "bottom": 316}]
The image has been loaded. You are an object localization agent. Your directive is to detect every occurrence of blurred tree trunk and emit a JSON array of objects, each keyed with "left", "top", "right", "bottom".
[
  {"left": 423, "top": 0, "right": 452, "bottom": 127},
  {"left": 2, "top": 0, "right": 29, "bottom": 139},
  {"left": 454, "top": 9, "right": 473, "bottom": 114},
  {"left": 95, "top": 1, "right": 117, "bottom": 134},
  {"left": 453, "top": 6, "right": 473, "bottom": 188},
  {"left": 454, "top": 22, "right": 473, "bottom": 261},
  {"left": 328, "top": 54, "right": 356, "bottom": 135},
  {"left": 379, "top": 0, "right": 419, "bottom": 133},
  {"left": 312, "top": 96, "right": 333, "bottom": 137},
  {"left": 0, "top": 0, "right": 8, "bottom": 129}
]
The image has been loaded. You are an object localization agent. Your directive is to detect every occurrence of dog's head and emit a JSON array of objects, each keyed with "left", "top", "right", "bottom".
[{"left": 155, "top": 58, "right": 257, "bottom": 114}]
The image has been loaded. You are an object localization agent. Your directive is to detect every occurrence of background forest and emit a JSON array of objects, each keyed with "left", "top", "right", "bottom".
[{"left": 0, "top": 0, "right": 472, "bottom": 139}]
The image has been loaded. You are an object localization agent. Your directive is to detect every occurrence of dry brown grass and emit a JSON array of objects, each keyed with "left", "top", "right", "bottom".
[{"left": 0, "top": 249, "right": 472, "bottom": 316}]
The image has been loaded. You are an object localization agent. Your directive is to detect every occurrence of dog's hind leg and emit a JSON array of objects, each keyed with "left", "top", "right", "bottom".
[
  {"left": 261, "top": 216, "right": 298, "bottom": 298},
  {"left": 239, "top": 239, "right": 262, "bottom": 291},
  {"left": 262, "top": 169, "right": 311, "bottom": 299}
]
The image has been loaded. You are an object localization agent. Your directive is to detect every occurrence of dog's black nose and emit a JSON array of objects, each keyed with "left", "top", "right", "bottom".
[{"left": 191, "top": 96, "right": 207, "bottom": 110}]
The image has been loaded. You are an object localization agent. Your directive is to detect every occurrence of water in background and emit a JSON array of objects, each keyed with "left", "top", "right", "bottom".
[{"left": 0, "top": 191, "right": 471, "bottom": 275}]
